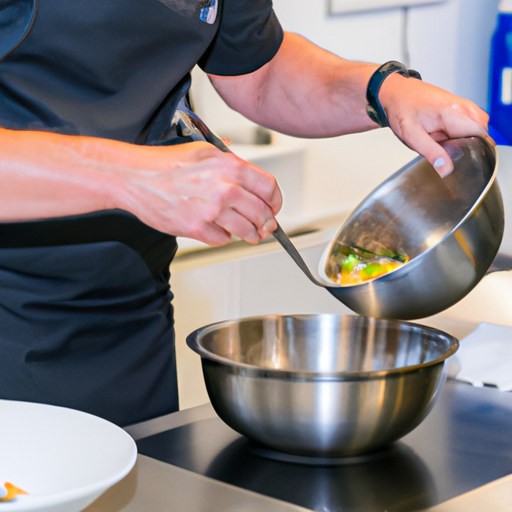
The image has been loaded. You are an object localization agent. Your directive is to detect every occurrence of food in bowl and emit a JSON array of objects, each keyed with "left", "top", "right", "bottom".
[{"left": 326, "top": 245, "right": 410, "bottom": 285}]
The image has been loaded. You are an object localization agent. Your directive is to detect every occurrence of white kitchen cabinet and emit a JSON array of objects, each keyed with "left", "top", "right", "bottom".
[{"left": 170, "top": 257, "right": 241, "bottom": 410}]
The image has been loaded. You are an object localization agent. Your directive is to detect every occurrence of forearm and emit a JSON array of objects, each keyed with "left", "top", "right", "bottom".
[
  {"left": 0, "top": 128, "right": 131, "bottom": 222},
  {"left": 209, "top": 31, "right": 379, "bottom": 138},
  {"left": 209, "top": 30, "right": 488, "bottom": 177},
  {"left": 0, "top": 128, "right": 282, "bottom": 245}
]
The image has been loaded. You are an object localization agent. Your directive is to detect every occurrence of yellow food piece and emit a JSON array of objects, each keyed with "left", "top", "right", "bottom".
[
  {"left": 0, "top": 482, "right": 28, "bottom": 502},
  {"left": 339, "top": 258, "right": 405, "bottom": 285}
]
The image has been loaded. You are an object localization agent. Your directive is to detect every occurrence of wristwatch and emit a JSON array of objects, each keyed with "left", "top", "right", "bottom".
[{"left": 366, "top": 61, "right": 422, "bottom": 128}]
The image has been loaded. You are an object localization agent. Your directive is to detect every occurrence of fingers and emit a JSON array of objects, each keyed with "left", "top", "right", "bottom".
[
  {"left": 231, "top": 155, "right": 283, "bottom": 216},
  {"left": 380, "top": 76, "right": 490, "bottom": 178},
  {"left": 211, "top": 205, "right": 272, "bottom": 244},
  {"left": 127, "top": 142, "right": 284, "bottom": 246},
  {"left": 185, "top": 142, "right": 283, "bottom": 215},
  {"left": 206, "top": 179, "right": 280, "bottom": 244},
  {"left": 179, "top": 148, "right": 282, "bottom": 241},
  {"left": 397, "top": 124, "right": 455, "bottom": 177},
  {"left": 397, "top": 111, "right": 489, "bottom": 178}
]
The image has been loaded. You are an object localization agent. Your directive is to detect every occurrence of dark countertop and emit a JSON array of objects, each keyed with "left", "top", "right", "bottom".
[
  {"left": 133, "top": 380, "right": 512, "bottom": 512},
  {"left": 82, "top": 378, "right": 512, "bottom": 512}
]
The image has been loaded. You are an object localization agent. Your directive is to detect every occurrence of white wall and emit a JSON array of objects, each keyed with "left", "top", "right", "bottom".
[
  {"left": 407, "top": 0, "right": 499, "bottom": 108},
  {"left": 190, "top": 0, "right": 500, "bottom": 220},
  {"left": 271, "top": 0, "right": 499, "bottom": 107}
]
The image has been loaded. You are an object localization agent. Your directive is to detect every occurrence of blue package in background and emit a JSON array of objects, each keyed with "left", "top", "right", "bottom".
[
  {"left": 489, "top": 3, "right": 512, "bottom": 146},
  {"left": 489, "top": 125, "right": 510, "bottom": 145}
]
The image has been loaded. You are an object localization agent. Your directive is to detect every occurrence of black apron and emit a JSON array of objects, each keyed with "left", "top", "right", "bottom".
[
  {"left": 0, "top": 0, "right": 282, "bottom": 426},
  {"left": 0, "top": 0, "right": 217, "bottom": 426},
  {"left": 0, "top": 212, "right": 179, "bottom": 427},
  {"left": 0, "top": 95, "right": 228, "bottom": 427}
]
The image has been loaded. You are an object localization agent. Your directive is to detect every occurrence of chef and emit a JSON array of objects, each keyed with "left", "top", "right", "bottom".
[{"left": 0, "top": 0, "right": 487, "bottom": 426}]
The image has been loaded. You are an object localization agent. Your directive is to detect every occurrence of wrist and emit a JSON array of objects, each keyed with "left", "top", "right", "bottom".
[
  {"left": 366, "top": 61, "right": 422, "bottom": 127},
  {"left": 71, "top": 136, "right": 134, "bottom": 213}
]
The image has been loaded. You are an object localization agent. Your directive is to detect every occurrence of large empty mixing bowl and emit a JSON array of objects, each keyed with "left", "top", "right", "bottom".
[
  {"left": 317, "top": 136, "right": 503, "bottom": 320},
  {"left": 187, "top": 314, "right": 458, "bottom": 459}
]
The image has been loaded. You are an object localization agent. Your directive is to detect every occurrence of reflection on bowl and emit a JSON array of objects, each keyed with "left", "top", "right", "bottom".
[
  {"left": 187, "top": 314, "right": 458, "bottom": 458},
  {"left": 206, "top": 437, "right": 436, "bottom": 512}
]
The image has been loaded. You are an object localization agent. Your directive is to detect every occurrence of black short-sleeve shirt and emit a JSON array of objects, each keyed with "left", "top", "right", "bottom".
[
  {"left": 0, "top": 0, "right": 283, "bottom": 426},
  {"left": 0, "top": 0, "right": 284, "bottom": 141}
]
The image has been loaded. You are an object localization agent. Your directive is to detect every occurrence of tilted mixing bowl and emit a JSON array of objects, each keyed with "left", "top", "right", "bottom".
[
  {"left": 317, "top": 136, "right": 503, "bottom": 319},
  {"left": 187, "top": 314, "right": 458, "bottom": 459}
]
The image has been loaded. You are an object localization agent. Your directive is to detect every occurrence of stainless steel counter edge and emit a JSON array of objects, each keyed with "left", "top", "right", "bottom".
[
  {"left": 419, "top": 474, "right": 512, "bottom": 512},
  {"left": 84, "top": 454, "right": 312, "bottom": 512},
  {"left": 124, "top": 402, "right": 216, "bottom": 441},
  {"left": 83, "top": 404, "right": 314, "bottom": 511},
  {"left": 118, "top": 398, "right": 512, "bottom": 512}
]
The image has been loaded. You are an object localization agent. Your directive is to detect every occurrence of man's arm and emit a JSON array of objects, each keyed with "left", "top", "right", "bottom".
[
  {"left": 0, "top": 128, "right": 281, "bottom": 244},
  {"left": 208, "top": 31, "right": 489, "bottom": 178}
]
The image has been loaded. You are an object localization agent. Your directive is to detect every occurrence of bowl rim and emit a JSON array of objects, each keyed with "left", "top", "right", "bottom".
[
  {"left": 317, "top": 135, "right": 498, "bottom": 289},
  {"left": 0, "top": 400, "right": 137, "bottom": 511},
  {"left": 186, "top": 313, "right": 459, "bottom": 381}
]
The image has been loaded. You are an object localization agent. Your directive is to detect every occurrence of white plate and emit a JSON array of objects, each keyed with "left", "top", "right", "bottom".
[{"left": 0, "top": 400, "right": 137, "bottom": 512}]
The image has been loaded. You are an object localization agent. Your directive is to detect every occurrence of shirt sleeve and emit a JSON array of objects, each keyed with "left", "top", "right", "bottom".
[{"left": 197, "top": 0, "right": 284, "bottom": 76}]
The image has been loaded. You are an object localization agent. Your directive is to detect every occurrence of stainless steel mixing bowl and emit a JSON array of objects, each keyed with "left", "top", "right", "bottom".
[
  {"left": 317, "top": 136, "right": 503, "bottom": 320},
  {"left": 187, "top": 314, "right": 458, "bottom": 459}
]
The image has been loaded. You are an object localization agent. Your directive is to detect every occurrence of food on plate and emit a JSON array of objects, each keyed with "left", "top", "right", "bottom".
[
  {"left": 327, "top": 245, "right": 409, "bottom": 285},
  {"left": 0, "top": 482, "right": 28, "bottom": 502}
]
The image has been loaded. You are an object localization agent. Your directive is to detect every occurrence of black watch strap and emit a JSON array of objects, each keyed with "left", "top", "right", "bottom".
[{"left": 366, "top": 61, "right": 422, "bottom": 127}]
